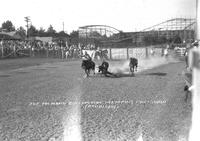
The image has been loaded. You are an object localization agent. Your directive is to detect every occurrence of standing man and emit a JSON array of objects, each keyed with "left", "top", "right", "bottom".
[
  {"left": 150, "top": 47, "right": 155, "bottom": 57},
  {"left": 65, "top": 50, "right": 69, "bottom": 59},
  {"left": 164, "top": 45, "right": 169, "bottom": 58},
  {"left": 184, "top": 42, "right": 192, "bottom": 68}
]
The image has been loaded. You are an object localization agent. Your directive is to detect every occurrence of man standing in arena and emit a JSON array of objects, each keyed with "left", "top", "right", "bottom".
[{"left": 184, "top": 41, "right": 199, "bottom": 69}]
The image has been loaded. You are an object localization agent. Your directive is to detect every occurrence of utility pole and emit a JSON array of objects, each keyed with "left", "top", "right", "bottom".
[
  {"left": 63, "top": 22, "right": 65, "bottom": 32},
  {"left": 24, "top": 16, "right": 31, "bottom": 38}
]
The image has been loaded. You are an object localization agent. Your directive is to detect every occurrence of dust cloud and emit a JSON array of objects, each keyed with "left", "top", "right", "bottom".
[{"left": 108, "top": 56, "right": 179, "bottom": 74}]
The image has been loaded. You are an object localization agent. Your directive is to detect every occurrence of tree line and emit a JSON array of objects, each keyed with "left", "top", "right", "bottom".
[
  {"left": 0, "top": 20, "right": 185, "bottom": 47},
  {"left": 0, "top": 20, "right": 79, "bottom": 43},
  {"left": 143, "top": 33, "right": 182, "bottom": 45}
]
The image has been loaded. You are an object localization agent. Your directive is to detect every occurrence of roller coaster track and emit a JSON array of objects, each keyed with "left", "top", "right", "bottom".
[
  {"left": 79, "top": 25, "right": 132, "bottom": 43},
  {"left": 79, "top": 25, "right": 122, "bottom": 35},
  {"left": 79, "top": 18, "right": 196, "bottom": 45},
  {"left": 142, "top": 18, "right": 196, "bottom": 31}
]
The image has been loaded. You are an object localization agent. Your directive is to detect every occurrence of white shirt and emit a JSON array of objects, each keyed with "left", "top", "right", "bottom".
[{"left": 164, "top": 49, "right": 168, "bottom": 55}]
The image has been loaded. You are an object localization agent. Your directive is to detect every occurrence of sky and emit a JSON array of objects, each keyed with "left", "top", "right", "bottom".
[{"left": 0, "top": 0, "right": 196, "bottom": 33}]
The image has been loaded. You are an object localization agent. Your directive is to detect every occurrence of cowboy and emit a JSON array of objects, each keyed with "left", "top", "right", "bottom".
[{"left": 81, "top": 51, "right": 91, "bottom": 61}]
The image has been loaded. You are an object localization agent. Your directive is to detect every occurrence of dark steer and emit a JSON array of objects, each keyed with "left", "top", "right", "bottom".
[
  {"left": 129, "top": 57, "right": 138, "bottom": 75},
  {"left": 98, "top": 61, "right": 109, "bottom": 74},
  {"left": 98, "top": 61, "right": 117, "bottom": 77},
  {"left": 81, "top": 59, "right": 95, "bottom": 77}
]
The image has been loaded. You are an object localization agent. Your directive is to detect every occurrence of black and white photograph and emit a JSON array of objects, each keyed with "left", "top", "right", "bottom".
[{"left": 0, "top": 0, "right": 200, "bottom": 141}]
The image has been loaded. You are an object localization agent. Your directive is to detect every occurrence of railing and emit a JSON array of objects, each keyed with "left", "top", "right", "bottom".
[
  {"left": 0, "top": 45, "right": 69, "bottom": 59},
  {"left": 1, "top": 43, "right": 185, "bottom": 60},
  {"left": 103, "top": 45, "right": 165, "bottom": 60}
]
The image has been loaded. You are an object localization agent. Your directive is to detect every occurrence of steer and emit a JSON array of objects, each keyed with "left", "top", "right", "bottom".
[
  {"left": 129, "top": 57, "right": 138, "bottom": 76},
  {"left": 98, "top": 61, "right": 117, "bottom": 77}
]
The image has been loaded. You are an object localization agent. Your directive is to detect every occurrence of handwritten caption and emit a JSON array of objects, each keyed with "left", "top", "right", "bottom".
[{"left": 29, "top": 100, "right": 166, "bottom": 109}]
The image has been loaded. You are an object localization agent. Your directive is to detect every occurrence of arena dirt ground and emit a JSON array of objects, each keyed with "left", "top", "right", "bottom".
[
  {"left": 0, "top": 57, "right": 192, "bottom": 141},
  {"left": 0, "top": 57, "right": 74, "bottom": 71}
]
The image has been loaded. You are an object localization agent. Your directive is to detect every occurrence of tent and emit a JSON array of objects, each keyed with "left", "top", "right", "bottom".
[
  {"left": 0, "top": 31, "right": 22, "bottom": 40},
  {"left": 35, "top": 37, "right": 52, "bottom": 43},
  {"left": 26, "top": 36, "right": 53, "bottom": 43}
]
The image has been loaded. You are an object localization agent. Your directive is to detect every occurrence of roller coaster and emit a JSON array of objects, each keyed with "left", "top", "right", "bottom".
[
  {"left": 143, "top": 18, "right": 195, "bottom": 31},
  {"left": 78, "top": 18, "right": 196, "bottom": 48},
  {"left": 79, "top": 25, "right": 122, "bottom": 38}
]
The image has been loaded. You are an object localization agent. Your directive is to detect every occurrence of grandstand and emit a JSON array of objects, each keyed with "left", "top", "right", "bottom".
[{"left": 78, "top": 18, "right": 196, "bottom": 48}]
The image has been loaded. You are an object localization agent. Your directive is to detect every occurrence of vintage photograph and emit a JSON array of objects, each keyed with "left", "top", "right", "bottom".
[{"left": 0, "top": 0, "right": 199, "bottom": 141}]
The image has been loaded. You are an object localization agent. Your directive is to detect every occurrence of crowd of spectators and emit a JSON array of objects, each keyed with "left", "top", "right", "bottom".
[
  {"left": 0, "top": 39, "right": 98, "bottom": 59},
  {"left": 82, "top": 43, "right": 96, "bottom": 50},
  {"left": 65, "top": 43, "right": 97, "bottom": 59}
]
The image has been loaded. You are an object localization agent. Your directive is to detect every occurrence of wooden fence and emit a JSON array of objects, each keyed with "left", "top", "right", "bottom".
[{"left": 1, "top": 43, "right": 186, "bottom": 60}]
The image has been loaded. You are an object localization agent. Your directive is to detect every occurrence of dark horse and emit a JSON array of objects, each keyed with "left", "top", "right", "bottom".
[
  {"left": 129, "top": 57, "right": 138, "bottom": 76},
  {"left": 81, "top": 59, "right": 95, "bottom": 77}
]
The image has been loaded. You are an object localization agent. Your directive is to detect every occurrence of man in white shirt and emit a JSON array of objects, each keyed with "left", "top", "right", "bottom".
[{"left": 81, "top": 51, "right": 91, "bottom": 61}]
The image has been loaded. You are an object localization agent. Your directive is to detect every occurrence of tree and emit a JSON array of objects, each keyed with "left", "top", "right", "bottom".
[
  {"left": 70, "top": 30, "right": 79, "bottom": 45},
  {"left": 55, "top": 31, "right": 70, "bottom": 47},
  {"left": 38, "top": 27, "right": 46, "bottom": 36},
  {"left": 57, "top": 31, "right": 69, "bottom": 37},
  {"left": 174, "top": 35, "right": 182, "bottom": 44},
  {"left": 27, "top": 25, "right": 38, "bottom": 37},
  {"left": 158, "top": 36, "right": 167, "bottom": 44},
  {"left": 89, "top": 31, "right": 102, "bottom": 38},
  {"left": 16, "top": 26, "right": 26, "bottom": 39},
  {"left": 1, "top": 20, "right": 15, "bottom": 32},
  {"left": 143, "top": 33, "right": 168, "bottom": 45},
  {"left": 143, "top": 34, "right": 156, "bottom": 45},
  {"left": 47, "top": 25, "right": 56, "bottom": 36}
]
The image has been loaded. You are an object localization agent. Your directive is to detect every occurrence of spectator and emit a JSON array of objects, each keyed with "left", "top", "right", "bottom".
[
  {"left": 65, "top": 50, "right": 69, "bottom": 59},
  {"left": 150, "top": 47, "right": 155, "bottom": 56}
]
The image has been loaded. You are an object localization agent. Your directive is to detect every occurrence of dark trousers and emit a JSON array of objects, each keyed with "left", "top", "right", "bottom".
[{"left": 185, "top": 56, "right": 188, "bottom": 67}]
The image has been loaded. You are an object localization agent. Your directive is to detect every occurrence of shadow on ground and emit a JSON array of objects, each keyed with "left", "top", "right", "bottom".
[
  {"left": 87, "top": 72, "right": 136, "bottom": 78},
  {"left": 145, "top": 72, "right": 167, "bottom": 76}
]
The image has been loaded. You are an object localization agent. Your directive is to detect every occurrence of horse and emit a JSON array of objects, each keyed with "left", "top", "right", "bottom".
[
  {"left": 129, "top": 57, "right": 138, "bottom": 76},
  {"left": 81, "top": 59, "right": 95, "bottom": 77}
]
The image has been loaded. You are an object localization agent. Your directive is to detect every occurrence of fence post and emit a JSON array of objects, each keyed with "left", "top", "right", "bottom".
[
  {"left": 13, "top": 45, "right": 16, "bottom": 57},
  {"left": 1, "top": 43, "right": 3, "bottom": 58},
  {"left": 46, "top": 46, "right": 49, "bottom": 58},
  {"left": 61, "top": 47, "right": 64, "bottom": 59},
  {"left": 29, "top": 45, "right": 32, "bottom": 57},
  {"left": 127, "top": 47, "right": 129, "bottom": 59},
  {"left": 109, "top": 48, "right": 112, "bottom": 60},
  {"left": 32, "top": 47, "right": 35, "bottom": 57},
  {"left": 145, "top": 47, "right": 148, "bottom": 58},
  {"left": 161, "top": 48, "right": 164, "bottom": 56}
]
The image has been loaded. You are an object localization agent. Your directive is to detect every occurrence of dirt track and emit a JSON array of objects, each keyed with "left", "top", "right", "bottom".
[{"left": 0, "top": 58, "right": 192, "bottom": 141}]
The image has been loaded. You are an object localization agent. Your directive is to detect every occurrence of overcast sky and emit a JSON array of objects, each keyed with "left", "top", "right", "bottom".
[{"left": 0, "top": 0, "right": 196, "bottom": 33}]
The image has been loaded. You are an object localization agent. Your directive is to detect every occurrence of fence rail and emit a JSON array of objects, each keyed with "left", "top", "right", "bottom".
[
  {"left": 103, "top": 46, "right": 164, "bottom": 60},
  {"left": 1, "top": 44, "right": 185, "bottom": 60},
  {"left": 0, "top": 46, "right": 67, "bottom": 59}
]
